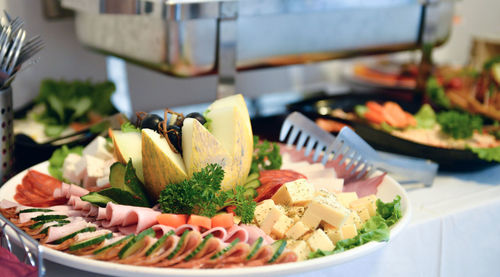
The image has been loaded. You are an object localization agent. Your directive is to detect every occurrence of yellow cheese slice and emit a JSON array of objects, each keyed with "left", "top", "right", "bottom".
[{"left": 141, "top": 129, "right": 188, "bottom": 200}]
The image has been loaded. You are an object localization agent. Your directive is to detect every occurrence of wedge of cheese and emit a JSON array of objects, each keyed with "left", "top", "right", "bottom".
[
  {"left": 272, "top": 179, "right": 315, "bottom": 206},
  {"left": 110, "top": 129, "right": 144, "bottom": 183},
  {"left": 206, "top": 94, "right": 253, "bottom": 190},
  {"left": 142, "top": 129, "right": 188, "bottom": 200},
  {"left": 182, "top": 118, "right": 235, "bottom": 189}
]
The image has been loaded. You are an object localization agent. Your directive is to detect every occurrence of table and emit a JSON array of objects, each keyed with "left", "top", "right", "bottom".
[{"left": 11, "top": 164, "right": 500, "bottom": 277}]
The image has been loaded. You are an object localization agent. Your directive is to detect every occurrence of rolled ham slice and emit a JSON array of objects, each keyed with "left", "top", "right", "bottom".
[
  {"left": 239, "top": 224, "right": 274, "bottom": 245},
  {"left": 19, "top": 211, "right": 68, "bottom": 224},
  {"left": 174, "top": 224, "right": 199, "bottom": 236},
  {"left": 151, "top": 224, "right": 175, "bottom": 238},
  {"left": 0, "top": 199, "right": 19, "bottom": 209},
  {"left": 224, "top": 225, "right": 249, "bottom": 243},
  {"left": 101, "top": 203, "right": 160, "bottom": 234},
  {"left": 44, "top": 220, "right": 95, "bottom": 244},
  {"left": 201, "top": 227, "right": 227, "bottom": 240}
]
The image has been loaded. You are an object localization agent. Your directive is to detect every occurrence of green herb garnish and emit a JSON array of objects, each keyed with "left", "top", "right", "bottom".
[
  {"left": 158, "top": 164, "right": 256, "bottom": 224},
  {"left": 437, "top": 110, "right": 483, "bottom": 139},
  {"left": 414, "top": 104, "right": 437, "bottom": 129}
]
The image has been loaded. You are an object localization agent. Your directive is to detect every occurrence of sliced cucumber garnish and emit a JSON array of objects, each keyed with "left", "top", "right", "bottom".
[
  {"left": 211, "top": 238, "right": 240, "bottom": 260},
  {"left": 245, "top": 173, "right": 259, "bottom": 184},
  {"left": 184, "top": 234, "right": 213, "bottom": 262},
  {"left": 39, "top": 221, "right": 71, "bottom": 234},
  {"left": 145, "top": 230, "right": 175, "bottom": 257},
  {"left": 32, "top": 214, "right": 68, "bottom": 222},
  {"left": 118, "top": 228, "right": 155, "bottom": 259},
  {"left": 93, "top": 234, "right": 134, "bottom": 255},
  {"left": 51, "top": 227, "right": 97, "bottom": 245},
  {"left": 244, "top": 179, "right": 261, "bottom": 190},
  {"left": 268, "top": 239, "right": 286, "bottom": 263},
  {"left": 167, "top": 230, "right": 189, "bottom": 259},
  {"left": 19, "top": 208, "right": 54, "bottom": 214},
  {"left": 246, "top": 237, "right": 263, "bottom": 260},
  {"left": 29, "top": 220, "right": 70, "bottom": 230},
  {"left": 69, "top": 232, "right": 113, "bottom": 251}
]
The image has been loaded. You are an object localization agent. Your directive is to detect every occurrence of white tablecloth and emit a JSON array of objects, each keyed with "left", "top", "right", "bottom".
[{"left": 27, "top": 165, "right": 500, "bottom": 277}]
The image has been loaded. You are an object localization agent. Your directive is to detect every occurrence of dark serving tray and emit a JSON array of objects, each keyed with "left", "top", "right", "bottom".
[{"left": 287, "top": 93, "right": 496, "bottom": 171}]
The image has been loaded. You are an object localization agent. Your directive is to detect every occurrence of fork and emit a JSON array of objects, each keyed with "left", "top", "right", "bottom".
[{"left": 280, "top": 112, "right": 438, "bottom": 186}]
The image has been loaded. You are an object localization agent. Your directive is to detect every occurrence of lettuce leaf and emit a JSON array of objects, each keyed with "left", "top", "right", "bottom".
[
  {"left": 469, "top": 146, "right": 500, "bottom": 163},
  {"left": 376, "top": 195, "right": 402, "bottom": 227},
  {"left": 414, "top": 104, "right": 436, "bottom": 129},
  {"left": 48, "top": 145, "right": 83, "bottom": 181}
]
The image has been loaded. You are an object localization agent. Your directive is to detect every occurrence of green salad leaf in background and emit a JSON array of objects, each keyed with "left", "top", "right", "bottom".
[
  {"left": 414, "top": 104, "right": 437, "bottom": 129},
  {"left": 31, "top": 79, "right": 117, "bottom": 138},
  {"left": 426, "top": 77, "right": 451, "bottom": 109}
]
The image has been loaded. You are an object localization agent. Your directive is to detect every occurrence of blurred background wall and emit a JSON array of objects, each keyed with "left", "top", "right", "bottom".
[{"left": 0, "top": 0, "right": 499, "bottom": 113}]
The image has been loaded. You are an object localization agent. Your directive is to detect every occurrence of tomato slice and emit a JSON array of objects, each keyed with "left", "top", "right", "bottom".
[
  {"left": 211, "top": 213, "right": 234, "bottom": 229},
  {"left": 157, "top": 214, "right": 188, "bottom": 228}
]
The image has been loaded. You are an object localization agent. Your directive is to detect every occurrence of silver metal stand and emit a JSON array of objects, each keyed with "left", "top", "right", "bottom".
[{"left": 0, "top": 212, "right": 45, "bottom": 276}]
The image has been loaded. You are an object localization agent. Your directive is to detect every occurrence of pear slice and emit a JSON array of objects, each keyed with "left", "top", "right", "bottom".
[
  {"left": 142, "top": 129, "right": 188, "bottom": 200},
  {"left": 110, "top": 129, "right": 144, "bottom": 183},
  {"left": 182, "top": 118, "right": 236, "bottom": 190}
]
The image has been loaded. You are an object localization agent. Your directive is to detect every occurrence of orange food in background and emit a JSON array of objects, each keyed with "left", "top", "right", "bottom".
[
  {"left": 315, "top": 118, "right": 349, "bottom": 133},
  {"left": 365, "top": 101, "right": 416, "bottom": 128}
]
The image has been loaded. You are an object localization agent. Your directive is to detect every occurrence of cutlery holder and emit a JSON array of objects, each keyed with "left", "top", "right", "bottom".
[{"left": 0, "top": 86, "right": 13, "bottom": 184}]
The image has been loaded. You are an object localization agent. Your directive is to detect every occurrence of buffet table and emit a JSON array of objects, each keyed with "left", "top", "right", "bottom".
[{"left": 33, "top": 164, "right": 500, "bottom": 277}]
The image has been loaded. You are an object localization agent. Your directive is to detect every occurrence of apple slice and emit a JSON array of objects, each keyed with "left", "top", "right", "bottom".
[
  {"left": 182, "top": 118, "right": 236, "bottom": 190},
  {"left": 142, "top": 129, "right": 188, "bottom": 200},
  {"left": 110, "top": 129, "right": 144, "bottom": 184}
]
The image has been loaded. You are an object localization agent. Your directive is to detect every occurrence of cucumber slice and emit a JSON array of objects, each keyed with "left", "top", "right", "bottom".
[
  {"left": 29, "top": 220, "right": 70, "bottom": 230},
  {"left": 109, "top": 162, "right": 128, "bottom": 191},
  {"left": 244, "top": 179, "right": 261, "bottom": 190},
  {"left": 39, "top": 221, "right": 71, "bottom": 234},
  {"left": 210, "top": 238, "right": 240, "bottom": 260},
  {"left": 118, "top": 228, "right": 155, "bottom": 259},
  {"left": 243, "top": 188, "right": 257, "bottom": 199},
  {"left": 52, "top": 227, "right": 97, "bottom": 245},
  {"left": 80, "top": 193, "right": 115, "bottom": 208},
  {"left": 18, "top": 208, "right": 54, "bottom": 214},
  {"left": 184, "top": 234, "right": 213, "bottom": 262},
  {"left": 167, "top": 230, "right": 189, "bottom": 259},
  {"left": 69, "top": 232, "right": 113, "bottom": 251},
  {"left": 246, "top": 237, "right": 263, "bottom": 260},
  {"left": 145, "top": 230, "right": 175, "bottom": 257},
  {"left": 93, "top": 234, "right": 134, "bottom": 255},
  {"left": 268, "top": 239, "right": 286, "bottom": 263},
  {"left": 245, "top": 173, "right": 259, "bottom": 184},
  {"left": 32, "top": 214, "right": 68, "bottom": 222}
]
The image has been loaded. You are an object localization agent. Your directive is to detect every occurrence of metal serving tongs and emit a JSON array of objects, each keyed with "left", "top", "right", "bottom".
[{"left": 280, "top": 112, "right": 438, "bottom": 187}]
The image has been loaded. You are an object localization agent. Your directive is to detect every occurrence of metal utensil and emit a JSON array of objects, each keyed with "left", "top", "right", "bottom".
[{"left": 280, "top": 112, "right": 438, "bottom": 186}]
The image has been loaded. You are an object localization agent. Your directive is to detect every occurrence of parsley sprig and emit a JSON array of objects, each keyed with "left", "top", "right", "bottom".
[{"left": 158, "top": 164, "right": 256, "bottom": 223}]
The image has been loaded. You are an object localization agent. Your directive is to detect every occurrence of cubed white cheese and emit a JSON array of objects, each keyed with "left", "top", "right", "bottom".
[
  {"left": 306, "top": 199, "right": 350, "bottom": 228},
  {"left": 350, "top": 195, "right": 377, "bottom": 217},
  {"left": 301, "top": 208, "right": 321, "bottom": 229},
  {"left": 306, "top": 229, "right": 334, "bottom": 252},
  {"left": 272, "top": 179, "right": 314, "bottom": 206},
  {"left": 335, "top": 192, "right": 359, "bottom": 208},
  {"left": 83, "top": 136, "right": 113, "bottom": 160},
  {"left": 285, "top": 221, "right": 310, "bottom": 240},
  {"left": 77, "top": 155, "right": 106, "bottom": 188},
  {"left": 260, "top": 205, "right": 283, "bottom": 235},
  {"left": 62, "top": 153, "right": 83, "bottom": 184},
  {"left": 286, "top": 240, "right": 309, "bottom": 261},
  {"left": 285, "top": 206, "right": 305, "bottom": 222},
  {"left": 254, "top": 199, "right": 277, "bottom": 227},
  {"left": 272, "top": 214, "right": 294, "bottom": 239},
  {"left": 345, "top": 210, "right": 363, "bottom": 230},
  {"left": 324, "top": 223, "right": 358, "bottom": 243},
  {"left": 310, "top": 177, "right": 344, "bottom": 194}
]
